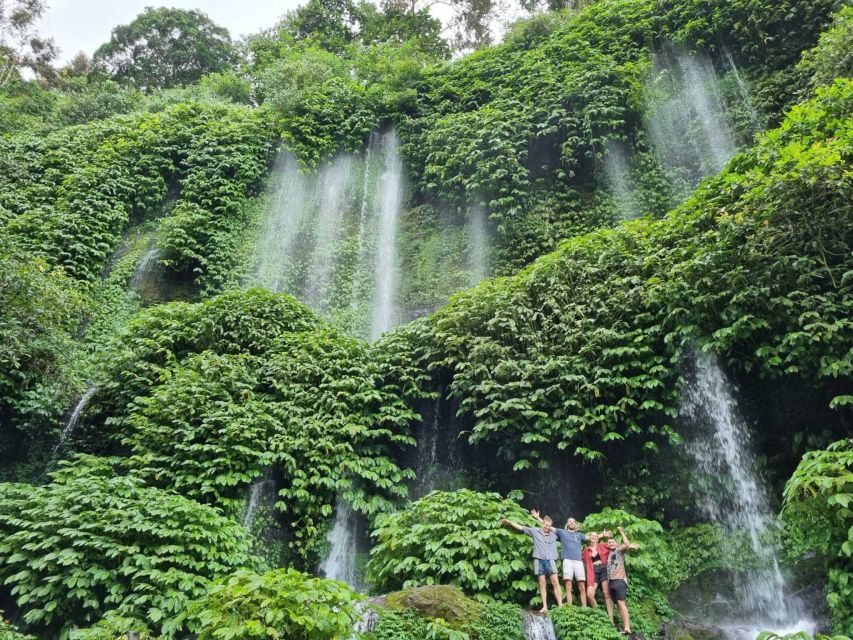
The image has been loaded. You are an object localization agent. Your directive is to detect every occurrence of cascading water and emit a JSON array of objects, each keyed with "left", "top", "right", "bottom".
[
  {"left": 242, "top": 469, "right": 275, "bottom": 529},
  {"left": 603, "top": 142, "right": 638, "bottom": 220},
  {"left": 680, "top": 350, "right": 813, "bottom": 638},
  {"left": 53, "top": 385, "right": 97, "bottom": 458},
  {"left": 646, "top": 47, "right": 737, "bottom": 183},
  {"left": 128, "top": 246, "right": 160, "bottom": 293},
  {"left": 466, "top": 205, "right": 490, "bottom": 284},
  {"left": 522, "top": 613, "right": 557, "bottom": 640},
  {"left": 370, "top": 130, "right": 403, "bottom": 340},
  {"left": 306, "top": 156, "right": 356, "bottom": 312},
  {"left": 249, "top": 129, "right": 405, "bottom": 341},
  {"left": 320, "top": 500, "right": 358, "bottom": 587}
]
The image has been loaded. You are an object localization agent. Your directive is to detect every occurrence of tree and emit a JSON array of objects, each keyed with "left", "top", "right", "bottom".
[
  {"left": 382, "top": 0, "right": 500, "bottom": 50},
  {"left": 0, "top": 0, "right": 57, "bottom": 86},
  {"left": 92, "top": 7, "right": 236, "bottom": 90}
]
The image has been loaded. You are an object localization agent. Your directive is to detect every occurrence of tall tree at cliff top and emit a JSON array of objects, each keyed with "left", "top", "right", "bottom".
[{"left": 92, "top": 7, "right": 236, "bottom": 91}]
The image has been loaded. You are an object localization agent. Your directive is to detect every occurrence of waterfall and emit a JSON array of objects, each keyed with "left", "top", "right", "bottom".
[
  {"left": 53, "top": 385, "right": 97, "bottom": 458},
  {"left": 253, "top": 152, "right": 318, "bottom": 294},
  {"left": 722, "top": 46, "right": 762, "bottom": 134},
  {"left": 680, "top": 350, "right": 813, "bottom": 637},
  {"left": 370, "top": 130, "right": 403, "bottom": 341},
  {"left": 306, "top": 156, "right": 356, "bottom": 312},
  {"left": 522, "top": 613, "right": 556, "bottom": 640},
  {"left": 320, "top": 500, "right": 358, "bottom": 587},
  {"left": 241, "top": 469, "right": 275, "bottom": 529},
  {"left": 603, "top": 142, "right": 638, "bottom": 221},
  {"left": 249, "top": 130, "right": 405, "bottom": 341},
  {"left": 466, "top": 206, "right": 490, "bottom": 285},
  {"left": 129, "top": 247, "right": 159, "bottom": 292},
  {"left": 646, "top": 47, "right": 737, "bottom": 183}
]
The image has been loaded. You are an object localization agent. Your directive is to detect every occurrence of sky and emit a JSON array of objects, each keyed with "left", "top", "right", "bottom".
[{"left": 38, "top": 0, "right": 306, "bottom": 63}]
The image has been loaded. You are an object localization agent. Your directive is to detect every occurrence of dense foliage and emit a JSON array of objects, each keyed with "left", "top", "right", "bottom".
[
  {"left": 551, "top": 606, "right": 622, "bottom": 640},
  {"left": 82, "top": 289, "right": 415, "bottom": 564},
  {"left": 0, "top": 457, "right": 259, "bottom": 637},
  {"left": 367, "top": 490, "right": 537, "bottom": 603},
  {"left": 375, "top": 79, "right": 853, "bottom": 473},
  {"left": 178, "top": 569, "right": 361, "bottom": 640},
  {"left": 782, "top": 438, "right": 853, "bottom": 635}
]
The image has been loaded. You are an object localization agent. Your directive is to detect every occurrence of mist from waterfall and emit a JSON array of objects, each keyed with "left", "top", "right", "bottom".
[
  {"left": 466, "top": 205, "right": 490, "bottom": 284},
  {"left": 370, "top": 131, "right": 403, "bottom": 340},
  {"left": 603, "top": 142, "right": 639, "bottom": 221},
  {"left": 249, "top": 129, "right": 405, "bottom": 341},
  {"left": 646, "top": 47, "right": 737, "bottom": 183},
  {"left": 680, "top": 350, "right": 813, "bottom": 638},
  {"left": 242, "top": 469, "right": 275, "bottom": 530},
  {"left": 320, "top": 500, "right": 358, "bottom": 587}
]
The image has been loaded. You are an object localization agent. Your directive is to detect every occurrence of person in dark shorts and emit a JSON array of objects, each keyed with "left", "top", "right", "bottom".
[
  {"left": 501, "top": 515, "right": 564, "bottom": 612},
  {"left": 606, "top": 526, "right": 640, "bottom": 634},
  {"left": 582, "top": 531, "right": 613, "bottom": 616}
]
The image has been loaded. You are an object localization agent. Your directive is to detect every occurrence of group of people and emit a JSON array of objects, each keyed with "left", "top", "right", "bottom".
[{"left": 500, "top": 511, "right": 640, "bottom": 634}]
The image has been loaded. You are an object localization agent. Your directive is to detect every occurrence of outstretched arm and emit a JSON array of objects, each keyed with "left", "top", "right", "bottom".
[
  {"left": 618, "top": 526, "right": 640, "bottom": 551},
  {"left": 531, "top": 510, "right": 544, "bottom": 525},
  {"left": 501, "top": 518, "right": 526, "bottom": 533}
]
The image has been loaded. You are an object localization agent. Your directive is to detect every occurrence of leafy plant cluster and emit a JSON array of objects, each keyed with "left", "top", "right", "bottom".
[
  {"left": 782, "top": 438, "right": 853, "bottom": 635},
  {"left": 0, "top": 456, "right": 259, "bottom": 638},
  {"left": 177, "top": 568, "right": 362, "bottom": 640},
  {"left": 551, "top": 606, "right": 622, "bottom": 640},
  {"left": 81, "top": 288, "right": 416, "bottom": 565},
  {"left": 366, "top": 490, "right": 537, "bottom": 603},
  {"left": 374, "top": 79, "right": 853, "bottom": 472}
]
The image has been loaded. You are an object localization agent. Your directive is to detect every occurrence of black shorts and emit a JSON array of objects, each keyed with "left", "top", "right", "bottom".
[
  {"left": 609, "top": 578, "right": 628, "bottom": 601},
  {"left": 594, "top": 564, "right": 608, "bottom": 585}
]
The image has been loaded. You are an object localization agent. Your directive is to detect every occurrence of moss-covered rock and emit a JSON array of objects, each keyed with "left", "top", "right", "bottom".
[{"left": 385, "top": 585, "right": 482, "bottom": 624}]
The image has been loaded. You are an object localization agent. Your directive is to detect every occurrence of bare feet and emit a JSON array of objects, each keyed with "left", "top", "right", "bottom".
[{"left": 538, "top": 606, "right": 548, "bottom": 613}]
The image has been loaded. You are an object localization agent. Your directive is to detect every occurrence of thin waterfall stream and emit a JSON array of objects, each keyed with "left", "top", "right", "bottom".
[
  {"left": 52, "top": 385, "right": 97, "bottom": 459},
  {"left": 680, "top": 350, "right": 814, "bottom": 638},
  {"left": 522, "top": 613, "right": 557, "bottom": 640},
  {"left": 320, "top": 500, "right": 358, "bottom": 588}
]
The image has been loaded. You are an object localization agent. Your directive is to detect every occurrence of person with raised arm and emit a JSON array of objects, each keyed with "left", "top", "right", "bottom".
[
  {"left": 606, "top": 526, "right": 641, "bottom": 635},
  {"left": 582, "top": 531, "right": 614, "bottom": 615},
  {"left": 531, "top": 509, "right": 588, "bottom": 606},
  {"left": 500, "top": 513, "right": 564, "bottom": 612}
]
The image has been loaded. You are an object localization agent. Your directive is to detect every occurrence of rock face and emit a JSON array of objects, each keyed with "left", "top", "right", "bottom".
[
  {"left": 662, "top": 620, "right": 728, "bottom": 640},
  {"left": 385, "top": 585, "right": 482, "bottom": 624}
]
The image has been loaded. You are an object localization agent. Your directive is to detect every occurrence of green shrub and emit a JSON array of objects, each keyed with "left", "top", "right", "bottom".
[
  {"left": 367, "top": 490, "right": 537, "bottom": 604},
  {"left": 797, "top": 6, "right": 853, "bottom": 92},
  {"left": 551, "top": 606, "right": 622, "bottom": 640},
  {"left": 178, "top": 568, "right": 362, "bottom": 640},
  {"left": 88, "top": 289, "right": 415, "bottom": 564},
  {"left": 0, "top": 456, "right": 259, "bottom": 637},
  {"left": 782, "top": 439, "right": 853, "bottom": 635},
  {"left": 367, "top": 598, "right": 524, "bottom": 640}
]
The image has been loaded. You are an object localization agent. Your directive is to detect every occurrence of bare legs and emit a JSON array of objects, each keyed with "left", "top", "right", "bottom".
[
  {"left": 549, "top": 573, "right": 564, "bottom": 610},
  {"left": 616, "top": 599, "right": 631, "bottom": 633},
  {"left": 565, "top": 580, "right": 587, "bottom": 606},
  {"left": 538, "top": 575, "right": 548, "bottom": 612}
]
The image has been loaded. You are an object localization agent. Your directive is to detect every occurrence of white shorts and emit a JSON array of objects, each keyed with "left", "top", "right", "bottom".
[{"left": 563, "top": 559, "right": 585, "bottom": 581}]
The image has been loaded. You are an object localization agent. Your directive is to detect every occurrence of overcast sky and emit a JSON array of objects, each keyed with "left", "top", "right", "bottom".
[{"left": 38, "top": 0, "right": 306, "bottom": 63}]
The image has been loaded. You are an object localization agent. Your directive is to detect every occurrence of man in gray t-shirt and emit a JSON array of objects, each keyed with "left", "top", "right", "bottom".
[{"left": 501, "top": 515, "right": 564, "bottom": 612}]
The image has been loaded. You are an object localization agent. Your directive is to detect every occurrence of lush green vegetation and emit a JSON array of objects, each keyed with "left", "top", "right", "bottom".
[
  {"left": 782, "top": 438, "right": 853, "bottom": 635},
  {"left": 0, "top": 457, "right": 259, "bottom": 637},
  {"left": 81, "top": 289, "right": 415, "bottom": 565},
  {"left": 0, "top": 0, "right": 849, "bottom": 637},
  {"left": 376, "top": 79, "right": 852, "bottom": 478}
]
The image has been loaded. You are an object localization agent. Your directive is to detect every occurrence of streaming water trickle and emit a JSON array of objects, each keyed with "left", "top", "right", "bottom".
[
  {"left": 722, "top": 46, "right": 762, "bottom": 134},
  {"left": 522, "top": 613, "right": 557, "bottom": 640},
  {"left": 466, "top": 205, "right": 490, "bottom": 284},
  {"left": 370, "top": 130, "right": 403, "bottom": 340},
  {"left": 53, "top": 385, "right": 97, "bottom": 458},
  {"left": 646, "top": 47, "right": 737, "bottom": 183},
  {"left": 128, "top": 247, "right": 160, "bottom": 292},
  {"left": 241, "top": 469, "right": 275, "bottom": 529},
  {"left": 320, "top": 500, "right": 358, "bottom": 587},
  {"left": 680, "top": 350, "right": 814, "bottom": 638},
  {"left": 603, "top": 142, "right": 638, "bottom": 221}
]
